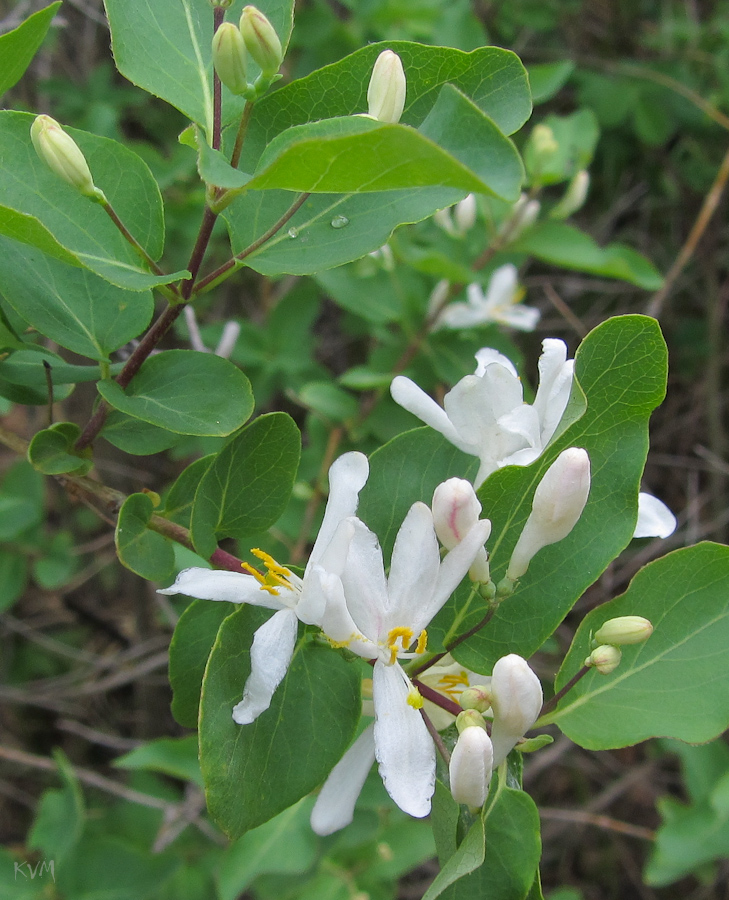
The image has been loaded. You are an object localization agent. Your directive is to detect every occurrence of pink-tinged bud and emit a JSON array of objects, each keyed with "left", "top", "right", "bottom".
[
  {"left": 30, "top": 115, "right": 101, "bottom": 200},
  {"left": 367, "top": 50, "right": 406, "bottom": 124},
  {"left": 594, "top": 616, "right": 653, "bottom": 646},
  {"left": 507, "top": 448, "right": 591, "bottom": 580},
  {"left": 585, "top": 644, "right": 621, "bottom": 675},
  {"left": 212, "top": 22, "right": 248, "bottom": 95},
  {"left": 240, "top": 6, "right": 282, "bottom": 77},
  {"left": 432, "top": 478, "right": 491, "bottom": 582},
  {"left": 459, "top": 685, "right": 492, "bottom": 714},
  {"left": 489, "top": 654, "right": 543, "bottom": 766},
  {"left": 449, "top": 724, "right": 493, "bottom": 808}
]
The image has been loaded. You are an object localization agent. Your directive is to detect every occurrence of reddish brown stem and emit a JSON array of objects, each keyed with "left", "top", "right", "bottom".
[
  {"left": 212, "top": 7, "right": 224, "bottom": 151},
  {"left": 539, "top": 665, "right": 591, "bottom": 719},
  {"left": 412, "top": 677, "right": 462, "bottom": 717}
]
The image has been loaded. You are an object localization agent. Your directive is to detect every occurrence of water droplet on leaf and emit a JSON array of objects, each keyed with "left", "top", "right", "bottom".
[
  {"left": 330, "top": 215, "right": 349, "bottom": 229},
  {"left": 287, "top": 227, "right": 299, "bottom": 239}
]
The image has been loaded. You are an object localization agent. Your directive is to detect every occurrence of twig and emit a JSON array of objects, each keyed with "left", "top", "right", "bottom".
[
  {"left": 539, "top": 807, "right": 655, "bottom": 841},
  {"left": 420, "top": 708, "right": 451, "bottom": 765},
  {"left": 539, "top": 665, "right": 591, "bottom": 719},
  {"left": 542, "top": 282, "right": 588, "bottom": 337},
  {"left": 55, "top": 719, "right": 143, "bottom": 752}
]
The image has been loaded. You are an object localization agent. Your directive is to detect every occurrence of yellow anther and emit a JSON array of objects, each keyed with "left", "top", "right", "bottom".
[
  {"left": 386, "top": 626, "right": 414, "bottom": 665},
  {"left": 251, "top": 547, "right": 292, "bottom": 578},
  {"left": 437, "top": 671, "right": 471, "bottom": 699},
  {"left": 243, "top": 548, "right": 294, "bottom": 593},
  {"left": 407, "top": 687, "right": 423, "bottom": 709},
  {"left": 416, "top": 630, "right": 428, "bottom": 654}
]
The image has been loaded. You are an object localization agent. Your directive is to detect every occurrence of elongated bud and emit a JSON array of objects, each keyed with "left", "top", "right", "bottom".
[
  {"left": 507, "top": 448, "right": 590, "bottom": 580},
  {"left": 31, "top": 115, "right": 102, "bottom": 200},
  {"left": 489, "top": 654, "right": 543, "bottom": 766},
  {"left": 550, "top": 170, "right": 590, "bottom": 220},
  {"left": 594, "top": 616, "right": 653, "bottom": 646},
  {"left": 432, "top": 478, "right": 491, "bottom": 582},
  {"left": 455, "top": 709, "right": 488, "bottom": 733},
  {"left": 212, "top": 22, "right": 248, "bottom": 94},
  {"left": 459, "top": 685, "right": 492, "bottom": 714},
  {"left": 454, "top": 193, "right": 477, "bottom": 233},
  {"left": 240, "top": 6, "right": 282, "bottom": 77},
  {"left": 449, "top": 725, "right": 493, "bottom": 808},
  {"left": 585, "top": 644, "right": 622, "bottom": 675},
  {"left": 501, "top": 193, "right": 540, "bottom": 239},
  {"left": 367, "top": 50, "right": 406, "bottom": 124}
]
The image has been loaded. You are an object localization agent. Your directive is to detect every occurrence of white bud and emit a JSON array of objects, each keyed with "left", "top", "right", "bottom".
[
  {"left": 507, "top": 448, "right": 590, "bottom": 580},
  {"left": 240, "top": 6, "right": 282, "bottom": 77},
  {"left": 367, "top": 50, "right": 406, "bottom": 124},
  {"left": 30, "top": 115, "right": 100, "bottom": 200},
  {"left": 454, "top": 193, "right": 477, "bottom": 233},
  {"left": 426, "top": 279, "right": 451, "bottom": 318},
  {"left": 585, "top": 644, "right": 622, "bottom": 675},
  {"left": 432, "top": 479, "right": 491, "bottom": 582},
  {"left": 489, "top": 654, "right": 543, "bottom": 767},
  {"left": 449, "top": 724, "right": 493, "bottom": 808},
  {"left": 594, "top": 616, "right": 653, "bottom": 646},
  {"left": 212, "top": 22, "right": 248, "bottom": 95},
  {"left": 550, "top": 170, "right": 590, "bottom": 220}
]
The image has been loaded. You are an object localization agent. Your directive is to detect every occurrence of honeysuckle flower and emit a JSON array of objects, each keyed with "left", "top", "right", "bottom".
[
  {"left": 158, "top": 451, "right": 369, "bottom": 724},
  {"left": 489, "top": 654, "right": 543, "bottom": 767},
  {"left": 310, "top": 502, "right": 492, "bottom": 833},
  {"left": 449, "top": 720, "right": 494, "bottom": 808},
  {"left": 391, "top": 339, "right": 574, "bottom": 487},
  {"left": 432, "top": 265, "right": 540, "bottom": 332},
  {"left": 432, "top": 478, "right": 491, "bottom": 582},
  {"left": 635, "top": 492, "right": 677, "bottom": 539},
  {"left": 367, "top": 50, "right": 406, "bottom": 124},
  {"left": 506, "top": 447, "right": 591, "bottom": 581},
  {"left": 419, "top": 655, "right": 486, "bottom": 730}
]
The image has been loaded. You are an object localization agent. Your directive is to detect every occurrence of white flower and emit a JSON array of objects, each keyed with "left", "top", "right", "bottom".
[
  {"left": 449, "top": 723, "right": 494, "bottom": 808},
  {"left": 433, "top": 265, "right": 540, "bottom": 332},
  {"left": 391, "top": 339, "right": 574, "bottom": 487},
  {"left": 158, "top": 451, "right": 369, "bottom": 725},
  {"left": 634, "top": 492, "right": 677, "bottom": 539},
  {"left": 489, "top": 654, "right": 543, "bottom": 767},
  {"left": 310, "top": 502, "right": 492, "bottom": 834}
]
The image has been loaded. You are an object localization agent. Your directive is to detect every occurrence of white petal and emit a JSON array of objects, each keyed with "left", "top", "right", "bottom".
[
  {"left": 411, "top": 518, "right": 492, "bottom": 636},
  {"left": 482, "top": 264, "right": 518, "bottom": 310},
  {"left": 315, "top": 517, "right": 355, "bottom": 578},
  {"left": 434, "top": 302, "right": 488, "bottom": 330},
  {"left": 310, "top": 724, "right": 376, "bottom": 835},
  {"left": 308, "top": 452, "right": 369, "bottom": 571},
  {"left": 386, "top": 502, "right": 440, "bottom": 631},
  {"left": 313, "top": 567, "right": 378, "bottom": 658},
  {"left": 157, "top": 568, "right": 284, "bottom": 611},
  {"left": 634, "top": 493, "right": 677, "bottom": 539},
  {"left": 495, "top": 304, "right": 540, "bottom": 332},
  {"left": 449, "top": 726, "right": 493, "bottom": 807},
  {"left": 340, "top": 518, "right": 389, "bottom": 642},
  {"left": 533, "top": 341, "right": 573, "bottom": 445},
  {"left": 474, "top": 347, "right": 518, "bottom": 377},
  {"left": 373, "top": 661, "right": 435, "bottom": 817},
  {"left": 497, "top": 405, "right": 542, "bottom": 453},
  {"left": 390, "top": 376, "right": 470, "bottom": 452},
  {"left": 232, "top": 609, "right": 298, "bottom": 725}
]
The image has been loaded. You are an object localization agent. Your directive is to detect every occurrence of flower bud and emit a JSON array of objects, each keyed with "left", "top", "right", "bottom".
[
  {"left": 594, "top": 616, "right": 653, "bottom": 646},
  {"left": 585, "top": 644, "right": 622, "bottom": 675},
  {"left": 550, "top": 170, "right": 590, "bottom": 220},
  {"left": 432, "top": 478, "right": 491, "bottom": 582},
  {"left": 455, "top": 709, "right": 488, "bottom": 733},
  {"left": 454, "top": 193, "right": 477, "bottom": 233},
  {"left": 449, "top": 725, "right": 493, "bottom": 808},
  {"left": 501, "top": 193, "right": 540, "bottom": 239},
  {"left": 459, "top": 684, "right": 492, "bottom": 713},
  {"left": 489, "top": 654, "right": 543, "bottom": 766},
  {"left": 240, "top": 6, "right": 282, "bottom": 77},
  {"left": 507, "top": 448, "right": 590, "bottom": 580},
  {"left": 212, "top": 22, "right": 248, "bottom": 95},
  {"left": 367, "top": 50, "right": 406, "bottom": 124},
  {"left": 30, "top": 115, "right": 101, "bottom": 200}
]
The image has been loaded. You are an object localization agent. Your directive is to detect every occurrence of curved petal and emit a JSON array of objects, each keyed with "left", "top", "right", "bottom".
[
  {"left": 340, "top": 518, "right": 389, "bottom": 643},
  {"left": 308, "top": 452, "right": 369, "bottom": 571},
  {"left": 435, "top": 301, "right": 487, "bottom": 330},
  {"left": 390, "top": 376, "right": 470, "bottom": 452},
  {"left": 310, "top": 724, "right": 376, "bottom": 835},
  {"left": 495, "top": 304, "right": 540, "bottom": 332},
  {"left": 386, "top": 502, "right": 440, "bottom": 631},
  {"left": 634, "top": 493, "right": 677, "bottom": 539},
  {"left": 373, "top": 661, "right": 435, "bottom": 818},
  {"left": 474, "top": 347, "right": 518, "bottom": 377},
  {"left": 157, "top": 568, "right": 284, "bottom": 611},
  {"left": 310, "top": 567, "right": 378, "bottom": 659},
  {"left": 482, "top": 264, "right": 518, "bottom": 309},
  {"left": 232, "top": 609, "right": 298, "bottom": 725},
  {"left": 315, "top": 518, "right": 355, "bottom": 579}
]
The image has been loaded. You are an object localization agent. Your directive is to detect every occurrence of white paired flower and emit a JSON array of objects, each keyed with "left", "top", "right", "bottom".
[
  {"left": 634, "top": 492, "right": 677, "bottom": 539},
  {"left": 489, "top": 654, "right": 543, "bottom": 767},
  {"left": 391, "top": 339, "right": 574, "bottom": 487},
  {"left": 310, "top": 502, "right": 492, "bottom": 834},
  {"left": 158, "top": 451, "right": 369, "bottom": 725},
  {"left": 433, "top": 265, "right": 540, "bottom": 333}
]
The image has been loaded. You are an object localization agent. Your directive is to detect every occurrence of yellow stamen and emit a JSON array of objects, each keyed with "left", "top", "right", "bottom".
[
  {"left": 386, "top": 626, "right": 414, "bottom": 664},
  {"left": 242, "top": 548, "right": 295, "bottom": 594},
  {"left": 437, "top": 670, "right": 470, "bottom": 700},
  {"left": 251, "top": 548, "right": 292, "bottom": 578},
  {"left": 407, "top": 687, "right": 423, "bottom": 709},
  {"left": 416, "top": 629, "right": 428, "bottom": 654}
]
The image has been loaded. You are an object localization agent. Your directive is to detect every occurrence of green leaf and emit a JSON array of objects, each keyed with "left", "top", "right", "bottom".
[
  {"left": 524, "top": 110, "right": 598, "bottom": 185},
  {"left": 98, "top": 350, "right": 254, "bottom": 436},
  {"left": 0, "top": 205, "right": 80, "bottom": 266},
  {"left": 190, "top": 412, "right": 300, "bottom": 558},
  {"left": 114, "top": 736, "right": 203, "bottom": 787},
  {"left": 0, "top": 111, "right": 182, "bottom": 291},
  {"left": 27, "top": 422, "right": 93, "bottom": 476},
  {"left": 0, "top": 495, "right": 42, "bottom": 542},
  {"left": 0, "top": 237, "right": 153, "bottom": 359},
  {"left": 33, "top": 532, "right": 77, "bottom": 590},
  {"left": 163, "top": 455, "right": 214, "bottom": 528},
  {"left": 58, "top": 836, "right": 178, "bottom": 898},
  {"left": 169, "top": 596, "right": 234, "bottom": 728},
  {"left": 549, "top": 542, "right": 729, "bottom": 748},
  {"left": 0, "top": 346, "right": 76, "bottom": 405},
  {"left": 105, "top": 0, "right": 294, "bottom": 134},
  {"left": 115, "top": 492, "right": 175, "bottom": 582},
  {"left": 422, "top": 815, "right": 485, "bottom": 900},
  {"left": 28, "top": 749, "right": 84, "bottom": 864},
  {"left": 200, "top": 607, "right": 361, "bottom": 836},
  {"left": 101, "top": 412, "right": 182, "bottom": 456},
  {"left": 527, "top": 62, "right": 574, "bottom": 104},
  {"left": 296, "top": 382, "right": 358, "bottom": 423},
  {"left": 512, "top": 222, "right": 663, "bottom": 290},
  {"left": 0, "top": 3, "right": 61, "bottom": 97},
  {"left": 0, "top": 549, "right": 28, "bottom": 613},
  {"left": 216, "top": 799, "right": 317, "bottom": 900}
]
